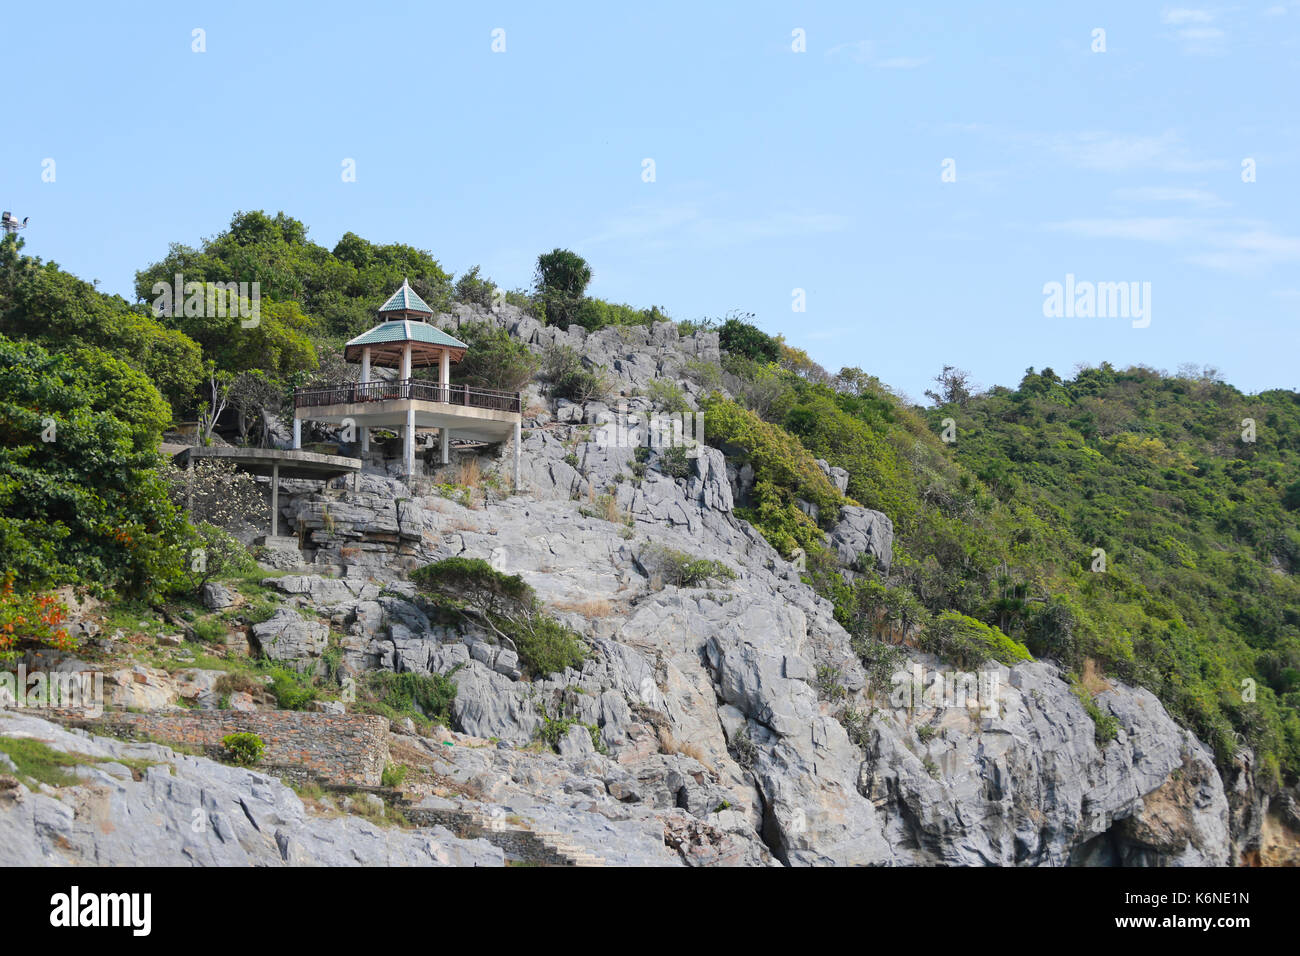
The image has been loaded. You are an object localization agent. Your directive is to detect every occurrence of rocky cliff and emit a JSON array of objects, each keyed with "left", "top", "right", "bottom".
[{"left": 3, "top": 302, "right": 1296, "bottom": 866}]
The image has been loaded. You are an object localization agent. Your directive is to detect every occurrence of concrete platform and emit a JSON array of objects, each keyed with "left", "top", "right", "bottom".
[
  {"left": 172, "top": 446, "right": 362, "bottom": 537},
  {"left": 171, "top": 445, "right": 362, "bottom": 479}
]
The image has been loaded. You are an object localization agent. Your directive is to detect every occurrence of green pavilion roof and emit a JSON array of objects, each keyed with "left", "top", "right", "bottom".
[
  {"left": 345, "top": 320, "right": 468, "bottom": 350},
  {"left": 377, "top": 278, "right": 434, "bottom": 314}
]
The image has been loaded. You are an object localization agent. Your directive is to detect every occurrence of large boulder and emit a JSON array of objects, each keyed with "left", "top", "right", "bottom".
[
  {"left": 250, "top": 609, "right": 329, "bottom": 663},
  {"left": 827, "top": 505, "right": 894, "bottom": 571}
]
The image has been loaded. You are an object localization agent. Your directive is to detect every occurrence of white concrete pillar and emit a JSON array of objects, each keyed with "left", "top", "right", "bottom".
[
  {"left": 402, "top": 343, "right": 412, "bottom": 383},
  {"left": 513, "top": 419, "right": 522, "bottom": 492},
  {"left": 440, "top": 348, "right": 450, "bottom": 398},
  {"left": 361, "top": 346, "right": 371, "bottom": 384},
  {"left": 361, "top": 427, "right": 369, "bottom": 454},
  {"left": 271, "top": 462, "right": 280, "bottom": 537},
  {"left": 440, "top": 426, "right": 450, "bottom": 465},
  {"left": 405, "top": 405, "right": 416, "bottom": 478},
  {"left": 292, "top": 418, "right": 301, "bottom": 449}
]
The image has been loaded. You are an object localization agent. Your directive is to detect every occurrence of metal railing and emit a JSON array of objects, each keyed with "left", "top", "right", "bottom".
[{"left": 293, "top": 379, "right": 521, "bottom": 413}]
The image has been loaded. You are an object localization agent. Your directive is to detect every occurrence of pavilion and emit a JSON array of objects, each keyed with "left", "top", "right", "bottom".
[{"left": 292, "top": 280, "right": 523, "bottom": 487}]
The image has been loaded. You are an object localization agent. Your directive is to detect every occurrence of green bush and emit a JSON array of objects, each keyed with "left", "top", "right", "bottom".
[
  {"left": 190, "top": 617, "right": 227, "bottom": 643},
  {"left": 447, "top": 322, "right": 538, "bottom": 392},
  {"left": 543, "top": 345, "right": 611, "bottom": 403},
  {"left": 0, "top": 335, "right": 187, "bottom": 595},
  {"left": 702, "top": 395, "right": 843, "bottom": 557},
  {"left": 534, "top": 249, "right": 592, "bottom": 330},
  {"left": 221, "top": 732, "right": 265, "bottom": 766},
  {"left": 1071, "top": 681, "right": 1121, "bottom": 745},
  {"left": 921, "top": 612, "right": 1032, "bottom": 668},
  {"left": 641, "top": 544, "right": 737, "bottom": 589},
  {"left": 411, "top": 557, "right": 532, "bottom": 619},
  {"left": 367, "top": 669, "right": 459, "bottom": 725},
  {"left": 658, "top": 444, "right": 692, "bottom": 479},
  {"left": 454, "top": 266, "right": 496, "bottom": 309},
  {"left": 266, "top": 666, "right": 318, "bottom": 710},
  {"left": 574, "top": 298, "right": 666, "bottom": 331},
  {"left": 718, "top": 315, "right": 779, "bottom": 363},
  {"left": 510, "top": 616, "right": 587, "bottom": 678},
  {"left": 644, "top": 378, "right": 690, "bottom": 414},
  {"left": 411, "top": 557, "right": 587, "bottom": 678}
]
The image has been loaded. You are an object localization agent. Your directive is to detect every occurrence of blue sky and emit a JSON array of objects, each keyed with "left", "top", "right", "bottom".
[{"left": 4, "top": 1, "right": 1297, "bottom": 400}]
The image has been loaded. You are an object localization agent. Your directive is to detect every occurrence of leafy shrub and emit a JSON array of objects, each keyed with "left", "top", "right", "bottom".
[
  {"left": 221, "top": 732, "right": 265, "bottom": 766},
  {"left": 728, "top": 726, "right": 757, "bottom": 769},
  {"left": 920, "top": 612, "right": 1032, "bottom": 668},
  {"left": 852, "top": 636, "right": 909, "bottom": 696},
  {"left": 411, "top": 558, "right": 586, "bottom": 678},
  {"left": 175, "top": 522, "right": 255, "bottom": 595},
  {"left": 533, "top": 701, "right": 603, "bottom": 753},
  {"left": 543, "top": 345, "right": 611, "bottom": 403},
  {"left": 1071, "top": 680, "right": 1121, "bottom": 745},
  {"left": 658, "top": 444, "right": 693, "bottom": 479},
  {"left": 677, "top": 317, "right": 719, "bottom": 336},
  {"left": 454, "top": 266, "right": 497, "bottom": 309},
  {"left": 718, "top": 314, "right": 779, "bottom": 363},
  {"left": 190, "top": 617, "right": 227, "bottom": 644},
  {"left": 266, "top": 666, "right": 318, "bottom": 710},
  {"left": 574, "top": 298, "right": 666, "bottom": 331},
  {"left": 644, "top": 378, "right": 690, "bottom": 414},
  {"left": 682, "top": 359, "right": 724, "bottom": 390},
  {"left": 366, "top": 669, "right": 459, "bottom": 725},
  {"left": 701, "top": 395, "right": 842, "bottom": 557},
  {"left": 447, "top": 322, "right": 539, "bottom": 392},
  {"left": 0, "top": 574, "right": 77, "bottom": 664},
  {"left": 641, "top": 545, "right": 737, "bottom": 589},
  {"left": 381, "top": 763, "right": 409, "bottom": 788},
  {"left": 411, "top": 557, "right": 532, "bottom": 619},
  {"left": 0, "top": 335, "right": 187, "bottom": 595},
  {"left": 512, "top": 616, "right": 587, "bottom": 678}
]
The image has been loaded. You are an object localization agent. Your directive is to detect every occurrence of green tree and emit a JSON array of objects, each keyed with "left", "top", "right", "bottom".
[
  {"left": 0, "top": 335, "right": 185, "bottom": 594},
  {"left": 534, "top": 249, "right": 592, "bottom": 329}
]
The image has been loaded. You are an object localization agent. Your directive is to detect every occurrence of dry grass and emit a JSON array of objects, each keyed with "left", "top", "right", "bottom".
[
  {"left": 214, "top": 673, "right": 262, "bottom": 696},
  {"left": 456, "top": 456, "right": 482, "bottom": 490},
  {"left": 658, "top": 730, "right": 715, "bottom": 773},
  {"left": 551, "top": 598, "right": 613, "bottom": 618},
  {"left": 1080, "top": 658, "right": 1111, "bottom": 696}
]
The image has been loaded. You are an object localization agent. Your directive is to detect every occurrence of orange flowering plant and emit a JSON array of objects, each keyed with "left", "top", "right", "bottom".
[{"left": 0, "top": 572, "right": 78, "bottom": 663}]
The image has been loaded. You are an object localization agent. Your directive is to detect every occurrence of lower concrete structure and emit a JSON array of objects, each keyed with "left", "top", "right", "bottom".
[{"left": 172, "top": 446, "right": 362, "bottom": 536}]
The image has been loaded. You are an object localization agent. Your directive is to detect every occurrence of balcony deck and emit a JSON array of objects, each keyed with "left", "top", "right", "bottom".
[
  {"left": 292, "top": 379, "right": 522, "bottom": 444},
  {"left": 294, "top": 380, "right": 521, "bottom": 413}
]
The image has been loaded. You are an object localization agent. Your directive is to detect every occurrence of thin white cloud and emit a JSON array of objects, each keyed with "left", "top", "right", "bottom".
[
  {"left": 1161, "top": 7, "right": 1229, "bottom": 54},
  {"left": 1111, "top": 186, "right": 1229, "bottom": 207},
  {"left": 1049, "top": 217, "right": 1208, "bottom": 242},
  {"left": 825, "top": 40, "right": 872, "bottom": 63},
  {"left": 1162, "top": 8, "right": 1216, "bottom": 25},
  {"left": 1045, "top": 131, "right": 1225, "bottom": 173},
  {"left": 825, "top": 39, "right": 930, "bottom": 69},
  {"left": 875, "top": 56, "right": 932, "bottom": 69},
  {"left": 580, "top": 201, "right": 849, "bottom": 251},
  {"left": 1045, "top": 216, "right": 1300, "bottom": 272}
]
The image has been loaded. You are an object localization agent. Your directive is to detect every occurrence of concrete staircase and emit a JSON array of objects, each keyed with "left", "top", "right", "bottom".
[{"left": 401, "top": 799, "right": 606, "bottom": 867}]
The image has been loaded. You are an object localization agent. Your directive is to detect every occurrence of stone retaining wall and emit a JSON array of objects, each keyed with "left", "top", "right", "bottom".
[{"left": 52, "top": 710, "right": 389, "bottom": 786}]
